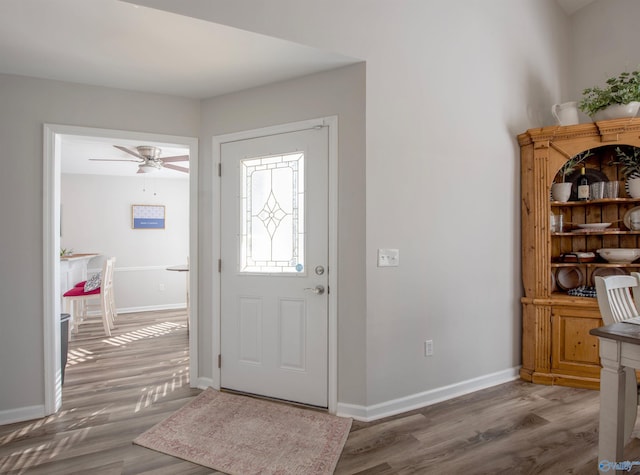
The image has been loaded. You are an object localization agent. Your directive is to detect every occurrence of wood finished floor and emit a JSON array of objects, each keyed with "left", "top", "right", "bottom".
[{"left": 2, "top": 311, "right": 640, "bottom": 474}]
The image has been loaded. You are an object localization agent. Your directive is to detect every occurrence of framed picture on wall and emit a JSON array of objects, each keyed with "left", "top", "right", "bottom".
[{"left": 132, "top": 204, "right": 165, "bottom": 229}]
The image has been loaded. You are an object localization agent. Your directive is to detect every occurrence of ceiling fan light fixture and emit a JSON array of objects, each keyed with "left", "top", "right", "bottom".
[{"left": 138, "top": 163, "right": 157, "bottom": 173}]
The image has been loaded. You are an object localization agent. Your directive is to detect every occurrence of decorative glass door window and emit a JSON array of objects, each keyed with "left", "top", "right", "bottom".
[{"left": 239, "top": 153, "right": 305, "bottom": 273}]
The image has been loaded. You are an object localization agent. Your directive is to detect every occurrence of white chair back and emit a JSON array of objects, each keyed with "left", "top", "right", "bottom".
[
  {"left": 63, "top": 256, "right": 117, "bottom": 336},
  {"left": 594, "top": 274, "right": 640, "bottom": 325}
]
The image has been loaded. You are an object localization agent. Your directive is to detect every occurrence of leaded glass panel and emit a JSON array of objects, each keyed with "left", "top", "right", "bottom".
[{"left": 240, "top": 153, "right": 305, "bottom": 273}]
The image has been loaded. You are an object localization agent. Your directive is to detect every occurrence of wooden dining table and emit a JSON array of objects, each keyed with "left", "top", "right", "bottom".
[{"left": 590, "top": 322, "right": 640, "bottom": 474}]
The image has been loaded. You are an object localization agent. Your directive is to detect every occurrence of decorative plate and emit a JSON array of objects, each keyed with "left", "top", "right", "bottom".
[
  {"left": 566, "top": 168, "right": 608, "bottom": 201},
  {"left": 623, "top": 206, "right": 640, "bottom": 230},
  {"left": 556, "top": 266, "right": 585, "bottom": 291},
  {"left": 591, "top": 267, "right": 627, "bottom": 285},
  {"left": 625, "top": 170, "right": 640, "bottom": 196},
  {"left": 576, "top": 223, "right": 612, "bottom": 230}
]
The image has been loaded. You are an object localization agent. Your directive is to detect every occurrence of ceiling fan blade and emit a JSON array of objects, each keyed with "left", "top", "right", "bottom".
[
  {"left": 89, "top": 158, "right": 141, "bottom": 162},
  {"left": 161, "top": 154, "right": 189, "bottom": 163},
  {"left": 163, "top": 163, "right": 189, "bottom": 173},
  {"left": 114, "top": 145, "right": 145, "bottom": 160}
]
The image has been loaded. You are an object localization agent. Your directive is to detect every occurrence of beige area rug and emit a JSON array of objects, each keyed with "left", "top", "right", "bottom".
[{"left": 134, "top": 388, "right": 352, "bottom": 475}]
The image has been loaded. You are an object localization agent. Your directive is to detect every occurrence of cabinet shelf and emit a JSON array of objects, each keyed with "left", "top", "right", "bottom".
[
  {"left": 551, "top": 262, "right": 640, "bottom": 268},
  {"left": 552, "top": 231, "right": 640, "bottom": 236},
  {"left": 549, "top": 292, "right": 599, "bottom": 302},
  {"left": 551, "top": 197, "right": 640, "bottom": 207}
]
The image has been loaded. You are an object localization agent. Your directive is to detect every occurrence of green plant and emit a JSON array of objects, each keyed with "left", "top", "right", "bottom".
[
  {"left": 60, "top": 248, "right": 73, "bottom": 257},
  {"left": 610, "top": 146, "right": 640, "bottom": 179},
  {"left": 558, "top": 150, "right": 594, "bottom": 182},
  {"left": 579, "top": 70, "right": 640, "bottom": 116}
]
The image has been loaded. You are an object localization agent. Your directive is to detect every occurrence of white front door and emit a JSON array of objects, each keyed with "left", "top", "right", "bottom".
[{"left": 220, "top": 126, "right": 329, "bottom": 407}]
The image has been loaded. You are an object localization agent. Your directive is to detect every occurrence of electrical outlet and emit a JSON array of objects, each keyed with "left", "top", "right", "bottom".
[
  {"left": 424, "top": 340, "right": 434, "bottom": 356},
  {"left": 159, "top": 283, "right": 165, "bottom": 292}
]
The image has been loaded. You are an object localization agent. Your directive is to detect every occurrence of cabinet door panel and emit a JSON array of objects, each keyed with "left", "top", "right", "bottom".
[{"left": 551, "top": 306, "right": 601, "bottom": 378}]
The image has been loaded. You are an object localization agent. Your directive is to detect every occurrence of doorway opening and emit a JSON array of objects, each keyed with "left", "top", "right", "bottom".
[{"left": 43, "top": 124, "right": 198, "bottom": 414}]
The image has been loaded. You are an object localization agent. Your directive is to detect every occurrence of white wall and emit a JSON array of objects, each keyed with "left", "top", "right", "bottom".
[
  {"left": 135, "top": 0, "right": 573, "bottom": 412},
  {"left": 61, "top": 174, "right": 189, "bottom": 311},
  {"left": 0, "top": 73, "right": 199, "bottom": 419}
]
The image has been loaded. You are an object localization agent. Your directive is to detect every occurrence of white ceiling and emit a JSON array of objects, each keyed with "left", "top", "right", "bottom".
[
  {"left": 0, "top": 0, "right": 356, "bottom": 99},
  {"left": 0, "top": 0, "right": 595, "bottom": 99},
  {"left": 0, "top": 0, "right": 358, "bottom": 177}
]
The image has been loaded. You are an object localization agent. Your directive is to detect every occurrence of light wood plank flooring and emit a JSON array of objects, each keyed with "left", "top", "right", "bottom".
[{"left": 2, "top": 310, "right": 640, "bottom": 474}]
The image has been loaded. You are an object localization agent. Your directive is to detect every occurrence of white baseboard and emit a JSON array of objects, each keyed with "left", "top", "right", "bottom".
[
  {"left": 84, "top": 303, "right": 186, "bottom": 316},
  {"left": 2, "top": 368, "right": 520, "bottom": 426},
  {"left": 336, "top": 366, "right": 521, "bottom": 422},
  {"left": 0, "top": 405, "right": 45, "bottom": 426},
  {"left": 194, "top": 377, "right": 214, "bottom": 390}
]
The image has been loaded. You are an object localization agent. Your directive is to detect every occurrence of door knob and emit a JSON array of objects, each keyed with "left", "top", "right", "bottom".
[{"left": 304, "top": 285, "right": 325, "bottom": 295}]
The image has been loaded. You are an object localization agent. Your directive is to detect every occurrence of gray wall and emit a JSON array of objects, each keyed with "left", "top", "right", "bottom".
[
  {"left": 0, "top": 74, "right": 200, "bottom": 415},
  {"left": 199, "top": 63, "right": 367, "bottom": 405},
  {"left": 134, "top": 0, "right": 572, "bottom": 410},
  {"left": 11, "top": 0, "right": 636, "bottom": 421},
  {"left": 0, "top": 62, "right": 365, "bottom": 421}
]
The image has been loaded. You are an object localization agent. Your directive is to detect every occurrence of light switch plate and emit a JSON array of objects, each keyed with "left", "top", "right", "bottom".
[{"left": 378, "top": 248, "right": 399, "bottom": 267}]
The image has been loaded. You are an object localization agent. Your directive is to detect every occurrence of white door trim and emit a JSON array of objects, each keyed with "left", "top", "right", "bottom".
[
  {"left": 43, "top": 124, "right": 199, "bottom": 415},
  {"left": 212, "top": 116, "right": 338, "bottom": 413}
]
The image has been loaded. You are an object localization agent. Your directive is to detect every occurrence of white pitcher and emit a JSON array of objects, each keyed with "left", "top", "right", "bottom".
[{"left": 552, "top": 101, "right": 580, "bottom": 126}]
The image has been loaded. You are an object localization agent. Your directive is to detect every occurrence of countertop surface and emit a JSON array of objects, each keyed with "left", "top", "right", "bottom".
[{"left": 60, "top": 253, "right": 99, "bottom": 261}]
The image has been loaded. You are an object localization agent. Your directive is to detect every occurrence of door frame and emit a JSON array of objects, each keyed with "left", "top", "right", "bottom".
[
  {"left": 211, "top": 116, "right": 338, "bottom": 413},
  {"left": 43, "top": 124, "right": 199, "bottom": 414}
]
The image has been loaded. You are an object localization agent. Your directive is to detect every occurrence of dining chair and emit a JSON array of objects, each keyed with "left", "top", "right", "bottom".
[
  {"left": 594, "top": 273, "right": 640, "bottom": 442},
  {"left": 63, "top": 257, "right": 117, "bottom": 336},
  {"left": 595, "top": 274, "right": 640, "bottom": 324}
]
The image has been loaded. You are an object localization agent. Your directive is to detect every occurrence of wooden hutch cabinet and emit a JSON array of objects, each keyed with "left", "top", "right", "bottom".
[{"left": 519, "top": 118, "right": 640, "bottom": 389}]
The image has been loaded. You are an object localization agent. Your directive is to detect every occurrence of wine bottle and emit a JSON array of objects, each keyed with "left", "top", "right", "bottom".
[{"left": 577, "top": 167, "right": 589, "bottom": 201}]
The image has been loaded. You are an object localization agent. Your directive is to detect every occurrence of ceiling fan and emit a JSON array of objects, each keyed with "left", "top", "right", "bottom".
[{"left": 90, "top": 145, "right": 189, "bottom": 174}]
